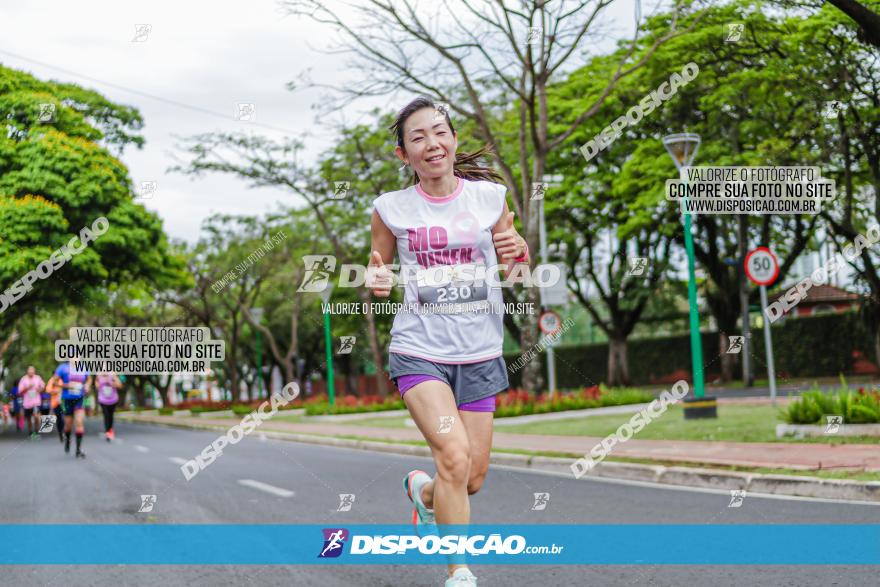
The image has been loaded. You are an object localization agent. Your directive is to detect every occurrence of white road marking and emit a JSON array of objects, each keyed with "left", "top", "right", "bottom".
[
  {"left": 168, "top": 457, "right": 188, "bottom": 466},
  {"left": 491, "top": 463, "right": 880, "bottom": 507},
  {"left": 133, "top": 444, "right": 149, "bottom": 453},
  {"left": 237, "top": 479, "right": 295, "bottom": 498}
]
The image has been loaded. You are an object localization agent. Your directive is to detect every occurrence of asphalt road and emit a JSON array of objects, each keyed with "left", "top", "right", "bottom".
[{"left": 0, "top": 418, "right": 877, "bottom": 586}]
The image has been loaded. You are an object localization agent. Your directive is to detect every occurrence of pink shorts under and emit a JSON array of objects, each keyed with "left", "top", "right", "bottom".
[{"left": 397, "top": 374, "right": 496, "bottom": 412}]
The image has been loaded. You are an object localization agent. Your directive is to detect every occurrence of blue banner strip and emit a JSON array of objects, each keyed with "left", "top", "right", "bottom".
[{"left": 0, "top": 525, "right": 877, "bottom": 564}]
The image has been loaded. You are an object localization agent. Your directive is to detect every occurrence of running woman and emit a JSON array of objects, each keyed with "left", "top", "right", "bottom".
[
  {"left": 1, "top": 400, "right": 9, "bottom": 429},
  {"left": 10, "top": 384, "right": 23, "bottom": 433},
  {"left": 369, "top": 97, "right": 528, "bottom": 587},
  {"left": 49, "top": 360, "right": 92, "bottom": 458},
  {"left": 39, "top": 370, "right": 52, "bottom": 430},
  {"left": 46, "top": 376, "right": 65, "bottom": 442},
  {"left": 95, "top": 371, "right": 122, "bottom": 441},
  {"left": 18, "top": 366, "right": 46, "bottom": 439}
]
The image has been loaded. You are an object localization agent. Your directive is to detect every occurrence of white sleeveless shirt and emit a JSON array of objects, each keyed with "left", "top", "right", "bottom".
[{"left": 373, "top": 177, "right": 506, "bottom": 363}]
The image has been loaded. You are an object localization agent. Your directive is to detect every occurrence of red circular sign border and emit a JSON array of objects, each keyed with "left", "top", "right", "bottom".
[
  {"left": 744, "top": 247, "right": 779, "bottom": 286},
  {"left": 539, "top": 310, "right": 562, "bottom": 336}
]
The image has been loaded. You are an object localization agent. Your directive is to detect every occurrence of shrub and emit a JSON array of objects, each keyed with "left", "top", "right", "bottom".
[
  {"left": 304, "top": 397, "right": 406, "bottom": 416},
  {"left": 188, "top": 402, "right": 233, "bottom": 414},
  {"left": 493, "top": 385, "right": 651, "bottom": 418},
  {"left": 231, "top": 404, "right": 257, "bottom": 416},
  {"left": 783, "top": 377, "right": 880, "bottom": 424},
  {"left": 158, "top": 407, "right": 174, "bottom": 416}
]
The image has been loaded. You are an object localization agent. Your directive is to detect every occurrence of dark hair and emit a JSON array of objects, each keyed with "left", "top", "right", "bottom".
[{"left": 390, "top": 96, "right": 503, "bottom": 184}]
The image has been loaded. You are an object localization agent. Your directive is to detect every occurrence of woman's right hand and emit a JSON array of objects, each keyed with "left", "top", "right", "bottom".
[{"left": 367, "top": 250, "right": 393, "bottom": 297}]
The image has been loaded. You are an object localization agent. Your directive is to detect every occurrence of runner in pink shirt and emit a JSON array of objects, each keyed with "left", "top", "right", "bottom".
[
  {"left": 95, "top": 371, "right": 122, "bottom": 441},
  {"left": 18, "top": 366, "right": 46, "bottom": 439}
]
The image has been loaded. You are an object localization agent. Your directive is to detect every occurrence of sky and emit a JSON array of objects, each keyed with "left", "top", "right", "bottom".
[{"left": 0, "top": 0, "right": 642, "bottom": 243}]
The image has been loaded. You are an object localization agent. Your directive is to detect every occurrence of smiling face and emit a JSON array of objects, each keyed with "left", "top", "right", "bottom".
[{"left": 396, "top": 106, "right": 458, "bottom": 182}]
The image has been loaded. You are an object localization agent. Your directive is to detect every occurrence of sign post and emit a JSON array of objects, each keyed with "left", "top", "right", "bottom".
[
  {"left": 744, "top": 247, "right": 780, "bottom": 406},
  {"left": 538, "top": 310, "right": 562, "bottom": 394},
  {"left": 539, "top": 175, "right": 565, "bottom": 400}
]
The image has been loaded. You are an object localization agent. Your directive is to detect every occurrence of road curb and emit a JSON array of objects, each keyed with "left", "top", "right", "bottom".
[{"left": 121, "top": 414, "right": 880, "bottom": 503}]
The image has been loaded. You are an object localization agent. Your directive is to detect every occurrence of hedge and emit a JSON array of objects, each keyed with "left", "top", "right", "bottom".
[{"left": 504, "top": 311, "right": 875, "bottom": 387}]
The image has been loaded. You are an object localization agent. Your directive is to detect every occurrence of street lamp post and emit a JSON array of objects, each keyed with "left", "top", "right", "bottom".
[
  {"left": 318, "top": 284, "right": 336, "bottom": 405},
  {"left": 250, "top": 307, "right": 265, "bottom": 399},
  {"left": 662, "top": 133, "right": 708, "bottom": 406}
]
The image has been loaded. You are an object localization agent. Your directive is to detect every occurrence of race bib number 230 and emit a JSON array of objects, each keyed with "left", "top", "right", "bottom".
[{"left": 415, "top": 265, "right": 489, "bottom": 306}]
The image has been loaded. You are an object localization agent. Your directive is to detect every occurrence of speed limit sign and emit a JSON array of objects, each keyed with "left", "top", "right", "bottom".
[
  {"left": 744, "top": 247, "right": 779, "bottom": 286},
  {"left": 538, "top": 310, "right": 562, "bottom": 336}
]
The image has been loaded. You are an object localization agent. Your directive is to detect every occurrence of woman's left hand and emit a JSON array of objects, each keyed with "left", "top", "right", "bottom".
[{"left": 492, "top": 211, "right": 526, "bottom": 261}]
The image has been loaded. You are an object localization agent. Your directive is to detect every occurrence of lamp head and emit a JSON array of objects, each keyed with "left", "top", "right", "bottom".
[{"left": 662, "top": 133, "right": 701, "bottom": 170}]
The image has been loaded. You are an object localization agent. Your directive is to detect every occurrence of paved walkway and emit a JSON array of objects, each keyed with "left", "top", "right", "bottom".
[{"left": 127, "top": 414, "right": 880, "bottom": 472}]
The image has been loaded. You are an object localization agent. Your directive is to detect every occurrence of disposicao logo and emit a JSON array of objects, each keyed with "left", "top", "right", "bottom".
[{"left": 319, "top": 528, "right": 348, "bottom": 558}]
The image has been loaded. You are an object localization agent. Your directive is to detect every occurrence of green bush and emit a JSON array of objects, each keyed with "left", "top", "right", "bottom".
[
  {"left": 190, "top": 406, "right": 230, "bottom": 414},
  {"left": 304, "top": 400, "right": 406, "bottom": 416},
  {"left": 782, "top": 377, "right": 880, "bottom": 424},
  {"left": 493, "top": 387, "right": 652, "bottom": 418},
  {"left": 158, "top": 407, "right": 174, "bottom": 416},
  {"left": 231, "top": 404, "right": 254, "bottom": 416}
]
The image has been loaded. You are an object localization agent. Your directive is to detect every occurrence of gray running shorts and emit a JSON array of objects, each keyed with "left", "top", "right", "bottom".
[{"left": 389, "top": 352, "right": 510, "bottom": 406}]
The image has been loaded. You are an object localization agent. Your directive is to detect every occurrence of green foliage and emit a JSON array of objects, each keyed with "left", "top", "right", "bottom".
[
  {"left": 494, "top": 387, "right": 652, "bottom": 418},
  {"left": 0, "top": 64, "right": 188, "bottom": 331},
  {"left": 783, "top": 377, "right": 880, "bottom": 424},
  {"left": 231, "top": 404, "right": 255, "bottom": 416},
  {"left": 304, "top": 399, "right": 406, "bottom": 416}
]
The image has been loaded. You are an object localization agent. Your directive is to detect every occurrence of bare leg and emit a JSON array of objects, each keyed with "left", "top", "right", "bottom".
[
  {"left": 403, "top": 380, "right": 471, "bottom": 578},
  {"left": 419, "top": 409, "right": 494, "bottom": 506}
]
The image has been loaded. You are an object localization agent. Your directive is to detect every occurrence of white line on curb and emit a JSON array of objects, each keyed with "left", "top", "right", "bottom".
[
  {"left": 168, "top": 457, "right": 188, "bottom": 465},
  {"left": 237, "top": 479, "right": 295, "bottom": 498},
  {"left": 133, "top": 444, "right": 149, "bottom": 453},
  {"left": 490, "top": 463, "right": 880, "bottom": 507}
]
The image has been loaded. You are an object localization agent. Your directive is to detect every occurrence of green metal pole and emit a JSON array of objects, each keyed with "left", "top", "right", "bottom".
[
  {"left": 323, "top": 309, "right": 335, "bottom": 405},
  {"left": 256, "top": 330, "right": 263, "bottom": 399},
  {"left": 682, "top": 209, "right": 705, "bottom": 398}
]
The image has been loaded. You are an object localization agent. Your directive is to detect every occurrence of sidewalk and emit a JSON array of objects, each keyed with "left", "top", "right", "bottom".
[{"left": 126, "top": 413, "right": 880, "bottom": 472}]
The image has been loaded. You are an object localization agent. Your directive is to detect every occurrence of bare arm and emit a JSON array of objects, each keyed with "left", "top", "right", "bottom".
[
  {"left": 492, "top": 200, "right": 528, "bottom": 280},
  {"left": 370, "top": 210, "right": 396, "bottom": 266},
  {"left": 368, "top": 210, "right": 396, "bottom": 297}
]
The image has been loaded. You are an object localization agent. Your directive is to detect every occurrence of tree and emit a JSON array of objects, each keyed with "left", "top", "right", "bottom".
[
  {"left": 579, "top": 4, "right": 841, "bottom": 383},
  {"left": 0, "top": 64, "right": 186, "bottom": 363},
  {"left": 775, "top": 0, "right": 880, "bottom": 47},
  {"left": 284, "top": 0, "right": 707, "bottom": 392},
  {"left": 171, "top": 117, "right": 414, "bottom": 398}
]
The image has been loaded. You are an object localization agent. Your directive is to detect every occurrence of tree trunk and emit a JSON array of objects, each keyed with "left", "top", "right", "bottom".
[
  {"left": 0, "top": 330, "right": 19, "bottom": 362},
  {"left": 134, "top": 379, "right": 146, "bottom": 408},
  {"left": 875, "top": 325, "right": 880, "bottom": 371},
  {"left": 227, "top": 357, "right": 239, "bottom": 403},
  {"left": 343, "top": 354, "right": 358, "bottom": 397},
  {"left": 719, "top": 331, "right": 735, "bottom": 382},
  {"left": 357, "top": 287, "right": 389, "bottom": 398},
  {"left": 520, "top": 286, "right": 543, "bottom": 392},
  {"left": 607, "top": 337, "right": 630, "bottom": 386},
  {"left": 282, "top": 358, "right": 295, "bottom": 390},
  {"left": 157, "top": 380, "right": 171, "bottom": 408},
  {"left": 827, "top": 0, "right": 880, "bottom": 48}
]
